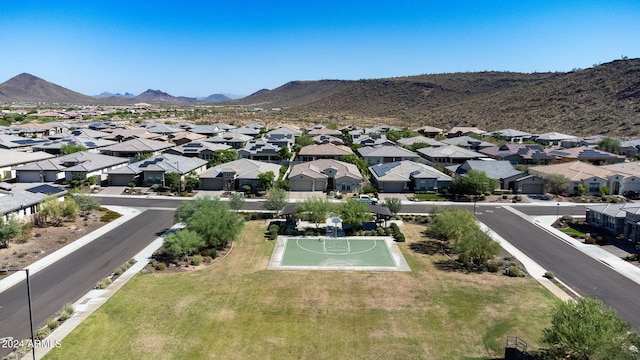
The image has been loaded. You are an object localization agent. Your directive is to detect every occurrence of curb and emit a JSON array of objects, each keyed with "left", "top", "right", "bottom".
[
  {"left": 23, "top": 222, "right": 185, "bottom": 360},
  {"left": 0, "top": 206, "right": 142, "bottom": 293}
]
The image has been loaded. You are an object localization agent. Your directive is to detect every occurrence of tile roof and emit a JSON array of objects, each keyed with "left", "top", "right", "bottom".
[
  {"left": 200, "top": 158, "right": 281, "bottom": 179},
  {"left": 370, "top": 161, "right": 451, "bottom": 182},
  {"left": 529, "top": 161, "right": 614, "bottom": 181},
  {"left": 289, "top": 159, "right": 362, "bottom": 180}
]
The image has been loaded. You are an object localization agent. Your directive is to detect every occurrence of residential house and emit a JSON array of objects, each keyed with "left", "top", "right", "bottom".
[
  {"left": 358, "top": 145, "right": 420, "bottom": 165},
  {"left": 490, "top": 129, "right": 534, "bottom": 143},
  {"left": 534, "top": 131, "right": 577, "bottom": 146},
  {"left": 297, "top": 143, "right": 353, "bottom": 161},
  {"left": 417, "top": 145, "right": 485, "bottom": 167},
  {"left": 32, "top": 136, "right": 117, "bottom": 155},
  {"left": 600, "top": 162, "right": 640, "bottom": 195},
  {"left": 413, "top": 125, "right": 444, "bottom": 137},
  {"left": 144, "top": 123, "right": 183, "bottom": 135},
  {"left": 619, "top": 139, "right": 640, "bottom": 158},
  {"left": 0, "top": 149, "right": 55, "bottom": 180},
  {"left": 440, "top": 136, "right": 495, "bottom": 151},
  {"left": 1, "top": 184, "right": 66, "bottom": 221},
  {"left": 545, "top": 146, "right": 624, "bottom": 165},
  {"left": 163, "top": 141, "right": 231, "bottom": 160},
  {"left": 207, "top": 132, "right": 252, "bottom": 149},
  {"left": 166, "top": 131, "right": 208, "bottom": 146},
  {"left": 16, "top": 151, "right": 128, "bottom": 183},
  {"left": 529, "top": 161, "right": 613, "bottom": 195},
  {"left": 369, "top": 160, "right": 452, "bottom": 193},
  {"left": 446, "top": 160, "right": 526, "bottom": 191},
  {"left": 288, "top": 159, "right": 363, "bottom": 193},
  {"left": 229, "top": 125, "right": 262, "bottom": 137},
  {"left": 479, "top": 144, "right": 555, "bottom": 165},
  {"left": 99, "top": 138, "right": 175, "bottom": 159},
  {"left": 446, "top": 127, "right": 486, "bottom": 138},
  {"left": 312, "top": 134, "right": 345, "bottom": 145},
  {"left": 268, "top": 126, "right": 303, "bottom": 137},
  {"left": 351, "top": 133, "right": 395, "bottom": 147},
  {"left": 395, "top": 136, "right": 446, "bottom": 148},
  {"left": 308, "top": 127, "right": 342, "bottom": 137},
  {"left": 101, "top": 128, "right": 162, "bottom": 142},
  {"left": 262, "top": 132, "right": 295, "bottom": 148},
  {"left": 199, "top": 158, "right": 281, "bottom": 191},
  {"left": 106, "top": 153, "right": 207, "bottom": 186},
  {"left": 0, "top": 134, "right": 48, "bottom": 150},
  {"left": 238, "top": 140, "right": 282, "bottom": 161},
  {"left": 180, "top": 124, "right": 225, "bottom": 136},
  {"left": 585, "top": 203, "right": 640, "bottom": 244}
]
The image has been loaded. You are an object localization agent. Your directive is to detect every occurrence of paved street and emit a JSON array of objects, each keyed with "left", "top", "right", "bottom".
[{"left": 0, "top": 209, "right": 175, "bottom": 357}]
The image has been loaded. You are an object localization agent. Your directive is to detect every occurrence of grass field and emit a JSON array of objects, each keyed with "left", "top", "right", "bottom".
[{"left": 44, "top": 221, "right": 556, "bottom": 360}]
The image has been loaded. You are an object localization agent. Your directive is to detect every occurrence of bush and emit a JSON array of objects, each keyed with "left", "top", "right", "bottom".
[
  {"left": 47, "top": 317, "right": 60, "bottom": 330},
  {"left": 58, "top": 303, "right": 74, "bottom": 321},
  {"left": 95, "top": 277, "right": 112, "bottom": 289},
  {"left": 201, "top": 248, "right": 217, "bottom": 258},
  {"left": 267, "top": 224, "right": 279, "bottom": 240},
  {"left": 487, "top": 261, "right": 501, "bottom": 273},
  {"left": 625, "top": 253, "right": 638, "bottom": 261},
  {"left": 394, "top": 233, "right": 406, "bottom": 242},
  {"left": 35, "top": 326, "right": 51, "bottom": 340},
  {"left": 507, "top": 265, "right": 525, "bottom": 277},
  {"left": 154, "top": 261, "right": 167, "bottom": 271},
  {"left": 202, "top": 255, "right": 213, "bottom": 264},
  {"left": 128, "top": 182, "right": 136, "bottom": 188},
  {"left": 584, "top": 237, "right": 596, "bottom": 244},
  {"left": 544, "top": 271, "right": 555, "bottom": 279},
  {"left": 190, "top": 255, "right": 202, "bottom": 266}
]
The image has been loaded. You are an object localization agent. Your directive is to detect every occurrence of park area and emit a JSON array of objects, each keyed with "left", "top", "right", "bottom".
[{"left": 44, "top": 220, "right": 556, "bottom": 360}]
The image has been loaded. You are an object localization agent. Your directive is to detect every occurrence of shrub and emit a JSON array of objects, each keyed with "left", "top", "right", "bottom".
[
  {"left": 561, "top": 214, "right": 574, "bottom": 223},
  {"left": 190, "top": 255, "right": 202, "bottom": 266},
  {"left": 544, "top": 271, "right": 555, "bottom": 279},
  {"left": 202, "top": 255, "right": 213, "bottom": 264},
  {"left": 128, "top": 182, "right": 136, "bottom": 188},
  {"left": 584, "top": 237, "right": 596, "bottom": 244},
  {"left": 201, "top": 248, "right": 217, "bottom": 258},
  {"left": 502, "top": 194, "right": 508, "bottom": 200},
  {"left": 487, "top": 261, "right": 501, "bottom": 273},
  {"left": 625, "top": 253, "right": 638, "bottom": 261},
  {"left": 507, "top": 265, "right": 525, "bottom": 277},
  {"left": 47, "top": 318, "right": 60, "bottom": 330},
  {"left": 394, "top": 233, "right": 406, "bottom": 242},
  {"left": 57, "top": 303, "right": 74, "bottom": 321},
  {"left": 267, "top": 224, "right": 279, "bottom": 240},
  {"left": 35, "top": 326, "right": 51, "bottom": 340},
  {"left": 154, "top": 261, "right": 167, "bottom": 271},
  {"left": 95, "top": 277, "right": 112, "bottom": 289}
]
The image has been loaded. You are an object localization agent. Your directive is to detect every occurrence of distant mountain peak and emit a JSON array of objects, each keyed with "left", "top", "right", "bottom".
[{"left": 0, "top": 73, "right": 93, "bottom": 103}]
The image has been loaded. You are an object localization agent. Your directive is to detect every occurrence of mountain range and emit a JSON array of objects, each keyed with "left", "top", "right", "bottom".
[
  {"left": 0, "top": 73, "right": 236, "bottom": 104},
  {"left": 1, "top": 58, "right": 639, "bottom": 137}
]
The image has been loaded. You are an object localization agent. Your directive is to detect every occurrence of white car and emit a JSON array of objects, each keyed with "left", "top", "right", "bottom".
[{"left": 355, "top": 194, "right": 378, "bottom": 205}]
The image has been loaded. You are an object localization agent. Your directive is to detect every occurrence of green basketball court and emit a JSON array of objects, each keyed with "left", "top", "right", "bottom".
[{"left": 268, "top": 236, "right": 411, "bottom": 271}]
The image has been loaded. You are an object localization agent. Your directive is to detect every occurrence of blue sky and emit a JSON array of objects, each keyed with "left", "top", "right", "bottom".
[{"left": 1, "top": 1, "right": 639, "bottom": 97}]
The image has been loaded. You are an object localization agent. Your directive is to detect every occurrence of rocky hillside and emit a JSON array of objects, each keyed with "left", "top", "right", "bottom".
[
  {"left": 0, "top": 73, "right": 94, "bottom": 104},
  {"left": 233, "top": 59, "right": 640, "bottom": 137}
]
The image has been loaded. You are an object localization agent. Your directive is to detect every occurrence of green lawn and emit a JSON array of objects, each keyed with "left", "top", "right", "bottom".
[{"left": 45, "top": 221, "right": 556, "bottom": 360}]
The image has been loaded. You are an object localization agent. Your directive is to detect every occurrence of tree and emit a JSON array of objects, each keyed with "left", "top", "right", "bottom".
[
  {"left": 164, "top": 172, "right": 181, "bottom": 193},
  {"left": 597, "top": 137, "right": 621, "bottom": 154},
  {"left": 207, "top": 149, "right": 238, "bottom": 167},
  {"left": 73, "top": 193, "right": 101, "bottom": 218},
  {"left": 450, "top": 170, "right": 498, "bottom": 195},
  {"left": 0, "top": 216, "right": 21, "bottom": 248},
  {"left": 428, "top": 208, "right": 477, "bottom": 243},
  {"left": 543, "top": 173, "right": 571, "bottom": 195},
  {"left": 39, "top": 196, "right": 65, "bottom": 226},
  {"left": 455, "top": 227, "right": 500, "bottom": 266},
  {"left": 263, "top": 187, "right": 288, "bottom": 215},
  {"left": 163, "top": 230, "right": 205, "bottom": 258},
  {"left": 277, "top": 146, "right": 292, "bottom": 161},
  {"left": 294, "top": 134, "right": 315, "bottom": 152},
  {"left": 60, "top": 143, "right": 87, "bottom": 155},
  {"left": 258, "top": 171, "right": 275, "bottom": 191},
  {"left": 382, "top": 197, "right": 402, "bottom": 215},
  {"left": 229, "top": 192, "right": 245, "bottom": 211},
  {"left": 338, "top": 199, "right": 372, "bottom": 230},
  {"left": 184, "top": 171, "right": 200, "bottom": 192},
  {"left": 175, "top": 197, "right": 243, "bottom": 249},
  {"left": 341, "top": 154, "right": 370, "bottom": 178},
  {"left": 296, "top": 196, "right": 335, "bottom": 228},
  {"left": 541, "top": 297, "right": 640, "bottom": 360}
]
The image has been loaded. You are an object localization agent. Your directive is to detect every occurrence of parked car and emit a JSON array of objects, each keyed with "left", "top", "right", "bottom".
[
  {"left": 623, "top": 191, "right": 639, "bottom": 200},
  {"left": 355, "top": 194, "right": 378, "bottom": 205}
]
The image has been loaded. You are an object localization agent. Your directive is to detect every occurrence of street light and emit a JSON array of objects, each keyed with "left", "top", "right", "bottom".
[
  {"left": 0, "top": 268, "right": 36, "bottom": 360},
  {"left": 556, "top": 202, "right": 560, "bottom": 223}
]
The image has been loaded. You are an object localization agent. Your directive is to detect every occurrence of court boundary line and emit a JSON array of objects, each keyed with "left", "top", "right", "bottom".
[{"left": 268, "top": 236, "right": 411, "bottom": 272}]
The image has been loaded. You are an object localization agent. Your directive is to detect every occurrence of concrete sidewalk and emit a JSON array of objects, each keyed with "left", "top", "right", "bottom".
[{"left": 0, "top": 206, "right": 142, "bottom": 293}]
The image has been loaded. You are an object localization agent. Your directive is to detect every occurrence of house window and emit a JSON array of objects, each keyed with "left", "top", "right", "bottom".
[{"left": 588, "top": 183, "right": 600, "bottom": 193}]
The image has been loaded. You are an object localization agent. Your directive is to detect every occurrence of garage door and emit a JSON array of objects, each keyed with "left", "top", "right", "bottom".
[
  {"left": 380, "top": 181, "right": 405, "bottom": 193},
  {"left": 291, "top": 180, "right": 314, "bottom": 191},
  {"left": 520, "top": 183, "right": 544, "bottom": 194}
]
